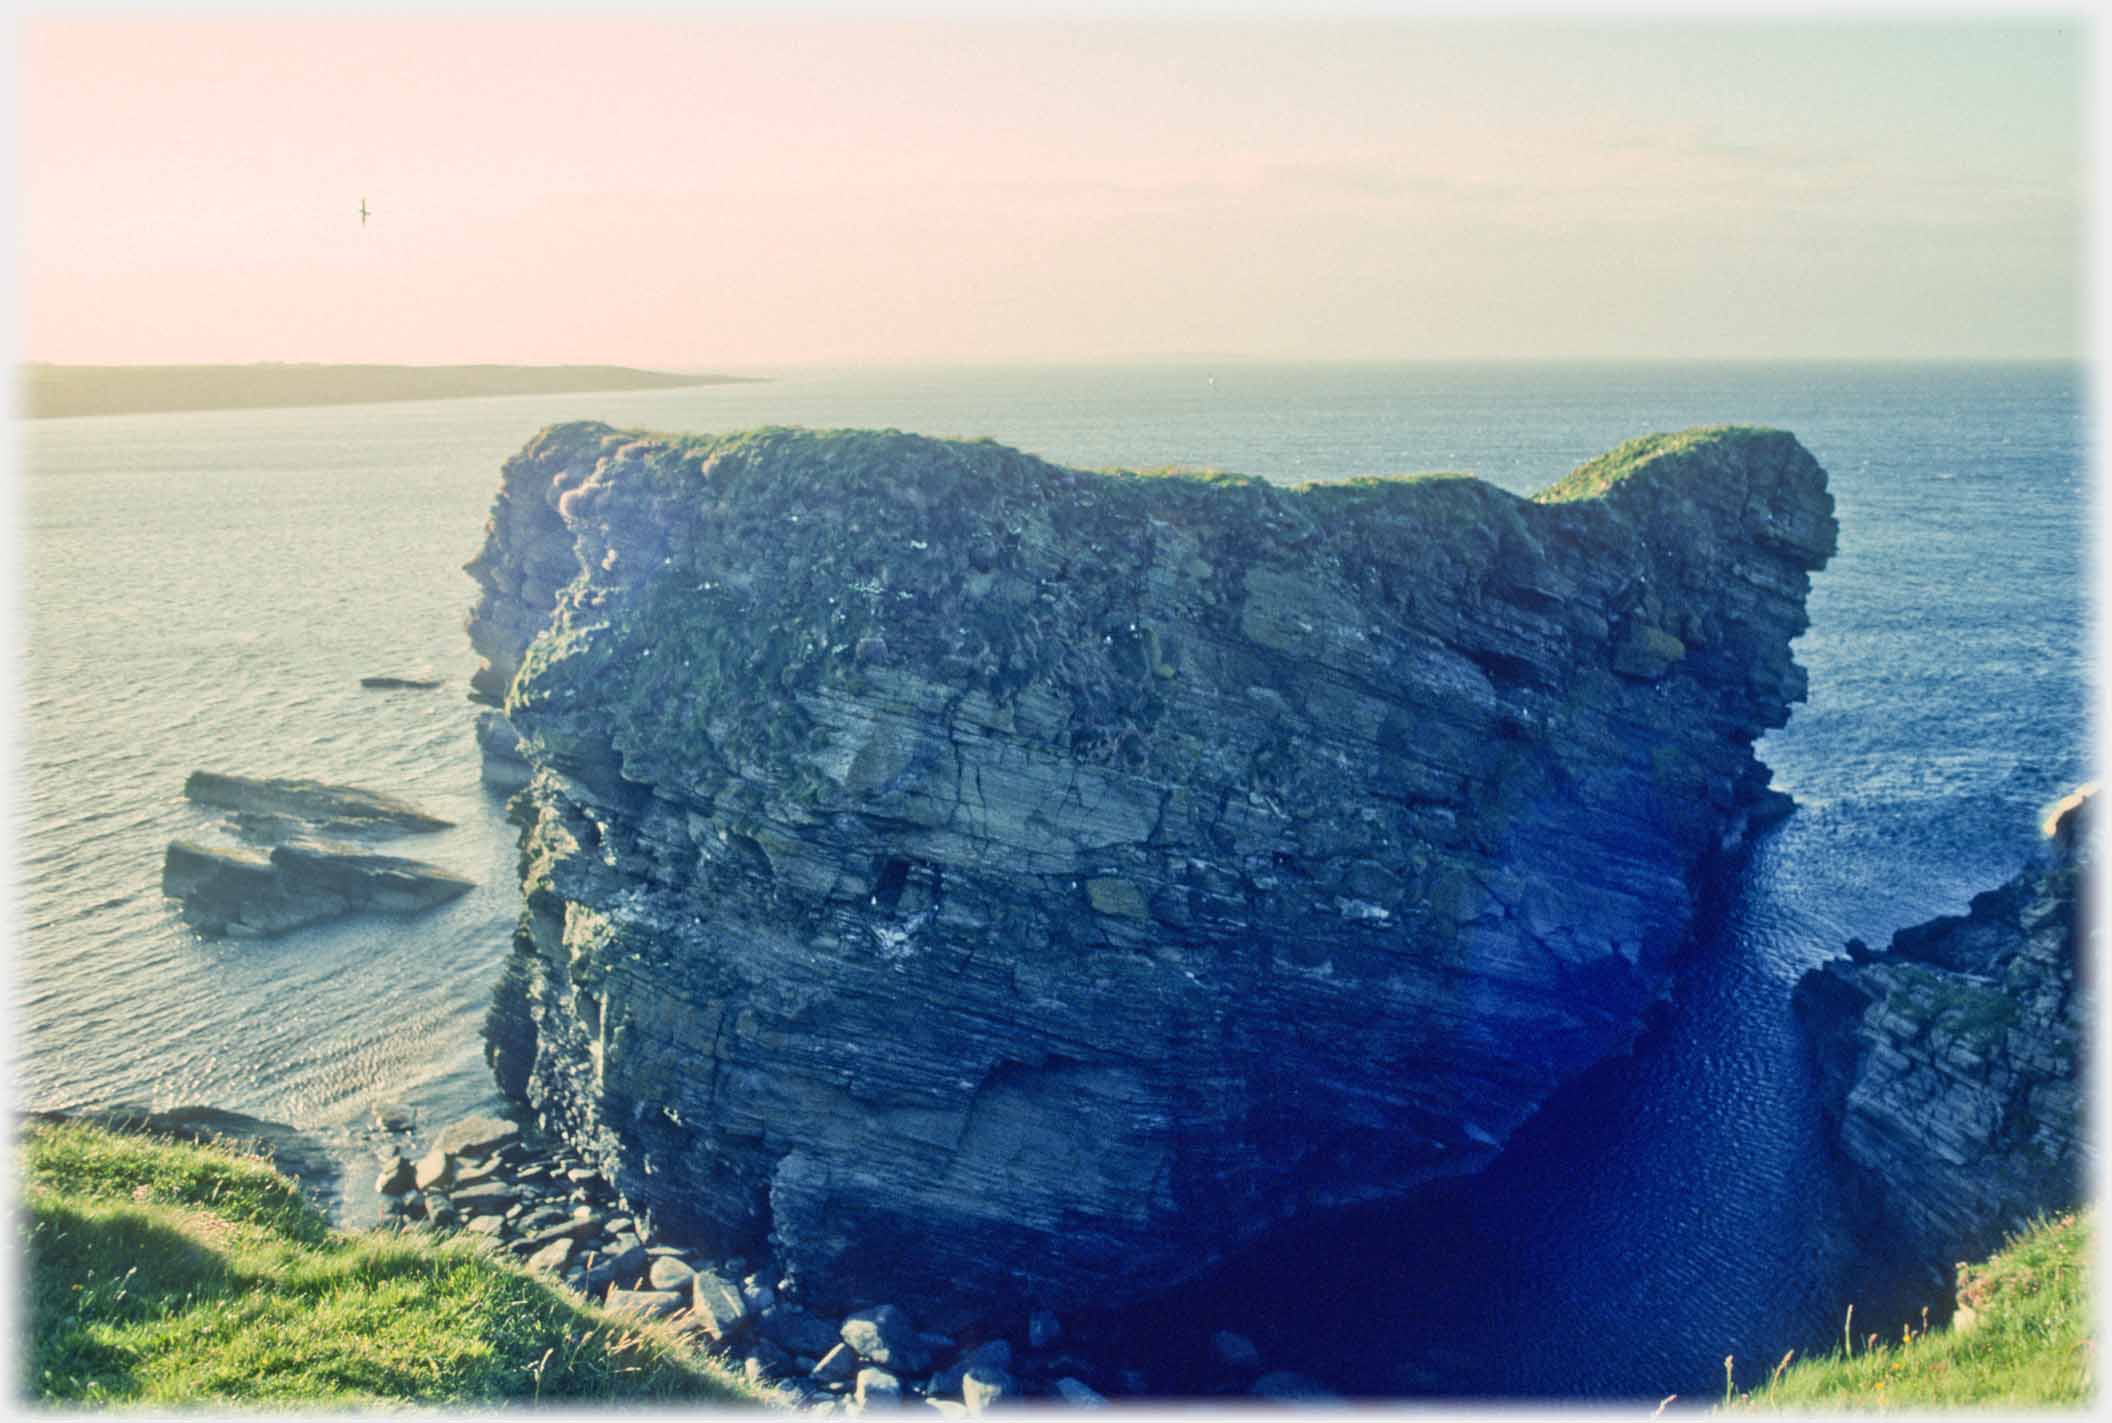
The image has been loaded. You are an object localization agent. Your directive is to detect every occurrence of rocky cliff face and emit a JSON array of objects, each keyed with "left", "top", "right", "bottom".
[
  {"left": 1794, "top": 790, "right": 2092, "bottom": 1284},
  {"left": 464, "top": 420, "right": 1835, "bottom": 1323}
]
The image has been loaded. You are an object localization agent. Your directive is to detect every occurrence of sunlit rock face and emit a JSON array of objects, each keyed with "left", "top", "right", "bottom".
[
  {"left": 1796, "top": 792, "right": 2091, "bottom": 1286},
  {"left": 466, "top": 420, "right": 1834, "bottom": 1323}
]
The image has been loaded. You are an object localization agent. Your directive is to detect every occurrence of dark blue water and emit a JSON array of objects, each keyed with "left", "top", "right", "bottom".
[
  {"left": 1075, "top": 363, "right": 2093, "bottom": 1399},
  {"left": 21, "top": 361, "right": 2089, "bottom": 1395}
]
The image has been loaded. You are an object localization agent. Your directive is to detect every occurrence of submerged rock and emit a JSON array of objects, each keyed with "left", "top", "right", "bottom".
[
  {"left": 183, "top": 770, "right": 453, "bottom": 837},
  {"left": 1027, "top": 1310, "right": 1062, "bottom": 1351},
  {"left": 1210, "top": 1330, "right": 1262, "bottom": 1373},
  {"left": 162, "top": 839, "right": 474, "bottom": 937},
  {"left": 1794, "top": 787, "right": 2092, "bottom": 1283},
  {"left": 466, "top": 420, "right": 1834, "bottom": 1324},
  {"left": 1250, "top": 1370, "right": 1339, "bottom": 1402}
]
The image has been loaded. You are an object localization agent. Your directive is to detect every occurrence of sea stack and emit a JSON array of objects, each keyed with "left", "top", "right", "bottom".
[{"left": 465, "top": 420, "right": 1835, "bottom": 1323}]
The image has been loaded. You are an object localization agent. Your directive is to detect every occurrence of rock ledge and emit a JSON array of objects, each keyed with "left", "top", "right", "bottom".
[{"left": 1795, "top": 788, "right": 2092, "bottom": 1281}]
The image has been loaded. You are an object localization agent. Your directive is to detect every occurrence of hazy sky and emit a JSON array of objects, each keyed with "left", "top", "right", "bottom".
[{"left": 18, "top": 14, "right": 2089, "bottom": 366}]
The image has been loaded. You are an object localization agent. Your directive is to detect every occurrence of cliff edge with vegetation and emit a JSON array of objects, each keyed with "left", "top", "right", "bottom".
[
  {"left": 19, "top": 1119, "right": 757, "bottom": 1406},
  {"left": 465, "top": 420, "right": 1835, "bottom": 1323}
]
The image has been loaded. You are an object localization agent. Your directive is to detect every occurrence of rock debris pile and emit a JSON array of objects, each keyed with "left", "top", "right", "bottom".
[{"left": 376, "top": 1112, "right": 1318, "bottom": 1408}]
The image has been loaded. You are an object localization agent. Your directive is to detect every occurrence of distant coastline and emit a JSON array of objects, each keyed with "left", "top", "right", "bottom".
[{"left": 20, "top": 362, "right": 763, "bottom": 420}]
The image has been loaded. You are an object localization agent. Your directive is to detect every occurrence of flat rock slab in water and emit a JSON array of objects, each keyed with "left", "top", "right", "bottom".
[
  {"left": 184, "top": 770, "right": 454, "bottom": 837},
  {"left": 360, "top": 675, "right": 444, "bottom": 690},
  {"left": 162, "top": 839, "right": 475, "bottom": 937}
]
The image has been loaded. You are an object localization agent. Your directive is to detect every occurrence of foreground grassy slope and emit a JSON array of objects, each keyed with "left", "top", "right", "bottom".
[
  {"left": 18, "top": 1121, "right": 759, "bottom": 1406},
  {"left": 1722, "top": 1209, "right": 2093, "bottom": 1411}
]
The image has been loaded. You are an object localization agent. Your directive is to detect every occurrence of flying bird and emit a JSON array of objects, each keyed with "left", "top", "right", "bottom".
[{"left": 359, "top": 198, "right": 370, "bottom": 225}]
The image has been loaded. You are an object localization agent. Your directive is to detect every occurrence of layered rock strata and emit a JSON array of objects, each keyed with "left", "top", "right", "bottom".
[
  {"left": 1794, "top": 788, "right": 2092, "bottom": 1282},
  {"left": 466, "top": 420, "right": 1835, "bottom": 1322}
]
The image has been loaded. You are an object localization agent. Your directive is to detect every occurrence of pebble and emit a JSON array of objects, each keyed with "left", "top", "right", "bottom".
[
  {"left": 430, "top": 1114, "right": 519, "bottom": 1158},
  {"left": 1211, "top": 1330, "right": 1262, "bottom": 1371},
  {"left": 963, "top": 1339, "right": 1012, "bottom": 1371},
  {"left": 412, "top": 1147, "right": 452, "bottom": 1192},
  {"left": 648, "top": 1255, "right": 697, "bottom": 1291},
  {"left": 1251, "top": 1370, "right": 1340, "bottom": 1401},
  {"left": 814, "top": 1344, "right": 862, "bottom": 1383},
  {"left": 843, "top": 1303, "right": 929, "bottom": 1373},
  {"left": 1028, "top": 1310, "right": 1062, "bottom": 1350},
  {"left": 768, "top": 1306, "right": 849, "bottom": 1358},
  {"left": 690, "top": 1268, "right": 754, "bottom": 1343},
  {"left": 449, "top": 1182, "right": 518, "bottom": 1211},
  {"left": 747, "top": 1337, "right": 794, "bottom": 1379},
  {"left": 961, "top": 1365, "right": 1017, "bottom": 1414},
  {"left": 605, "top": 1286, "right": 685, "bottom": 1320},
  {"left": 855, "top": 1367, "right": 903, "bottom": 1410},
  {"left": 452, "top": 1158, "right": 505, "bottom": 1189},
  {"left": 1053, "top": 1378, "right": 1108, "bottom": 1408},
  {"left": 375, "top": 1155, "right": 415, "bottom": 1196},
  {"left": 525, "top": 1237, "right": 576, "bottom": 1274}
]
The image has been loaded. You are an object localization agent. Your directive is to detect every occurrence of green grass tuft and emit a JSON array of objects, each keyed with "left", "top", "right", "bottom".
[
  {"left": 19, "top": 1121, "right": 761, "bottom": 1406},
  {"left": 1535, "top": 425, "right": 1787, "bottom": 505},
  {"left": 1101, "top": 463, "right": 1270, "bottom": 490},
  {"left": 1719, "top": 1209, "right": 2093, "bottom": 1411}
]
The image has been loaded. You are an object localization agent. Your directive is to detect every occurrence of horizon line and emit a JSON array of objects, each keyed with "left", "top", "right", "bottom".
[{"left": 18, "top": 354, "right": 2089, "bottom": 372}]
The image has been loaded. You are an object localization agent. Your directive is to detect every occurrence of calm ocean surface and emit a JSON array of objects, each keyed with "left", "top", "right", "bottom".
[{"left": 15, "top": 362, "right": 2090, "bottom": 1398}]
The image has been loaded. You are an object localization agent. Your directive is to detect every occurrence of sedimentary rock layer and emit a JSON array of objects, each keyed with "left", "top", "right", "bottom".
[
  {"left": 1795, "top": 790, "right": 2091, "bottom": 1282},
  {"left": 466, "top": 420, "right": 1834, "bottom": 1322}
]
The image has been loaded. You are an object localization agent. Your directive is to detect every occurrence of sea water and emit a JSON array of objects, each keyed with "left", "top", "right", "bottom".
[{"left": 14, "top": 361, "right": 2089, "bottom": 1398}]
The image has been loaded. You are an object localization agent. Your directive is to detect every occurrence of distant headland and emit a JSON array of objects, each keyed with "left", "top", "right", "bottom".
[{"left": 20, "top": 362, "right": 762, "bottom": 420}]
